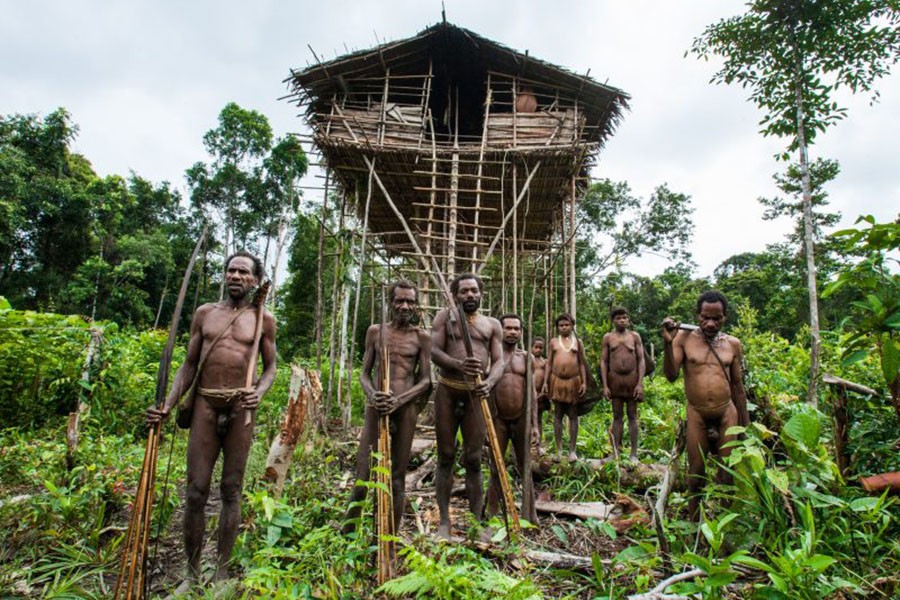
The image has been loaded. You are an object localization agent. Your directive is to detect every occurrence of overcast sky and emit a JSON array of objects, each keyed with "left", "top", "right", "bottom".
[{"left": 3, "top": 0, "right": 898, "bottom": 277}]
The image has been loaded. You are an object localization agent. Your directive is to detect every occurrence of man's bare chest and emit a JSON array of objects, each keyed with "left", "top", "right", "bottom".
[
  {"left": 684, "top": 338, "right": 733, "bottom": 369},
  {"left": 203, "top": 310, "right": 257, "bottom": 347}
]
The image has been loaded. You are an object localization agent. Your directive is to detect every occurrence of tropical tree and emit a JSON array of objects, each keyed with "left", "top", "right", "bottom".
[
  {"left": 260, "top": 136, "right": 308, "bottom": 303},
  {"left": 576, "top": 179, "right": 694, "bottom": 282},
  {"left": 824, "top": 216, "right": 900, "bottom": 415},
  {"left": 0, "top": 108, "right": 93, "bottom": 309},
  {"left": 691, "top": 0, "right": 900, "bottom": 405},
  {"left": 186, "top": 102, "right": 273, "bottom": 272}
]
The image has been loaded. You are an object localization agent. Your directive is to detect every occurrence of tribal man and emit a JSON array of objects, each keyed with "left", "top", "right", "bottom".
[
  {"left": 146, "top": 251, "right": 276, "bottom": 588},
  {"left": 542, "top": 313, "right": 587, "bottom": 461},
  {"left": 662, "top": 290, "right": 750, "bottom": 520},
  {"left": 431, "top": 273, "right": 506, "bottom": 539},
  {"left": 530, "top": 337, "right": 549, "bottom": 452},
  {"left": 342, "top": 280, "right": 431, "bottom": 534},
  {"left": 600, "top": 307, "right": 646, "bottom": 461},
  {"left": 486, "top": 314, "right": 536, "bottom": 522}
]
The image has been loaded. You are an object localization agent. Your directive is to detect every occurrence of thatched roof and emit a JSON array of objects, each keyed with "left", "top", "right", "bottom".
[
  {"left": 288, "top": 21, "right": 629, "bottom": 147},
  {"left": 285, "top": 21, "right": 630, "bottom": 263}
]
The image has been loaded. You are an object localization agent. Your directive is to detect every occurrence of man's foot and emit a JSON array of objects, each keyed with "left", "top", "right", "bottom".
[
  {"left": 568, "top": 451, "right": 577, "bottom": 462},
  {"left": 629, "top": 453, "right": 639, "bottom": 463},
  {"left": 437, "top": 522, "right": 451, "bottom": 540}
]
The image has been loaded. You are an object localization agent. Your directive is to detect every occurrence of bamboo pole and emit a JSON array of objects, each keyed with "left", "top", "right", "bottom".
[
  {"left": 472, "top": 74, "right": 492, "bottom": 268},
  {"left": 376, "top": 346, "right": 396, "bottom": 584},
  {"left": 345, "top": 161, "right": 376, "bottom": 430},
  {"left": 476, "top": 161, "right": 542, "bottom": 270},
  {"left": 569, "top": 175, "right": 577, "bottom": 323},
  {"left": 325, "top": 190, "right": 346, "bottom": 426},
  {"left": 562, "top": 207, "right": 569, "bottom": 315},
  {"left": 512, "top": 162, "right": 518, "bottom": 315},
  {"left": 447, "top": 88, "right": 460, "bottom": 277}
]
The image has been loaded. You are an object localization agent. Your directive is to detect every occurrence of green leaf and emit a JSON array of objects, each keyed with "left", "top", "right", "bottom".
[
  {"left": 550, "top": 524, "right": 569, "bottom": 545},
  {"left": 783, "top": 412, "right": 820, "bottom": 448},
  {"left": 841, "top": 348, "right": 870, "bottom": 367},
  {"left": 732, "top": 555, "right": 773, "bottom": 572},
  {"left": 806, "top": 554, "right": 836, "bottom": 575},
  {"left": 490, "top": 526, "right": 508, "bottom": 543},
  {"left": 885, "top": 312, "right": 900, "bottom": 329},
  {"left": 613, "top": 544, "right": 649, "bottom": 564},
  {"left": 849, "top": 497, "right": 879, "bottom": 513},
  {"left": 765, "top": 468, "right": 789, "bottom": 494},
  {"left": 682, "top": 551, "right": 712, "bottom": 572},
  {"left": 266, "top": 525, "right": 282, "bottom": 546},
  {"left": 271, "top": 512, "right": 292, "bottom": 528},
  {"left": 707, "top": 571, "right": 738, "bottom": 587},
  {"left": 880, "top": 334, "right": 900, "bottom": 387}
]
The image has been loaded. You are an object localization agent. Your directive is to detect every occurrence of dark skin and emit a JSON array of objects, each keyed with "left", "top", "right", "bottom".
[
  {"left": 431, "top": 277, "right": 505, "bottom": 540},
  {"left": 146, "top": 256, "right": 277, "bottom": 585},
  {"left": 486, "top": 317, "right": 537, "bottom": 523},
  {"left": 342, "top": 286, "right": 431, "bottom": 534},
  {"left": 601, "top": 313, "right": 645, "bottom": 461},
  {"left": 542, "top": 318, "right": 587, "bottom": 460},
  {"left": 662, "top": 300, "right": 750, "bottom": 520}
]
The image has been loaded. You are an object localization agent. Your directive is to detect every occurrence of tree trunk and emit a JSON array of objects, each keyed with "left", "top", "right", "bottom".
[
  {"left": 793, "top": 58, "right": 821, "bottom": 408},
  {"left": 315, "top": 171, "right": 330, "bottom": 372},
  {"left": 263, "top": 366, "right": 321, "bottom": 497},
  {"left": 67, "top": 328, "right": 101, "bottom": 470},
  {"left": 338, "top": 275, "right": 353, "bottom": 431},
  {"left": 269, "top": 211, "right": 290, "bottom": 307}
]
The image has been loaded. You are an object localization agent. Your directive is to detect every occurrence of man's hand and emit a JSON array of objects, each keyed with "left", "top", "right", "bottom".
[
  {"left": 241, "top": 388, "right": 261, "bottom": 411},
  {"left": 372, "top": 391, "right": 398, "bottom": 414},
  {"left": 474, "top": 380, "right": 492, "bottom": 399},
  {"left": 603, "top": 385, "right": 611, "bottom": 399},
  {"left": 146, "top": 406, "right": 170, "bottom": 426},
  {"left": 634, "top": 382, "right": 644, "bottom": 401},
  {"left": 661, "top": 317, "right": 680, "bottom": 343},
  {"left": 578, "top": 382, "right": 586, "bottom": 400},
  {"left": 458, "top": 356, "right": 483, "bottom": 377}
]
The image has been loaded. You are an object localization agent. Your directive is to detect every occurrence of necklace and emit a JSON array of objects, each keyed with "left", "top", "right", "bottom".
[
  {"left": 559, "top": 334, "right": 576, "bottom": 352},
  {"left": 466, "top": 312, "right": 478, "bottom": 325}
]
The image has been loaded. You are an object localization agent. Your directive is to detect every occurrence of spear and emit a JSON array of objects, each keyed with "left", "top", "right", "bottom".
[
  {"left": 456, "top": 302, "right": 521, "bottom": 540},
  {"left": 244, "top": 280, "right": 271, "bottom": 426},
  {"left": 115, "top": 224, "right": 207, "bottom": 600},
  {"left": 376, "top": 341, "right": 396, "bottom": 584}
]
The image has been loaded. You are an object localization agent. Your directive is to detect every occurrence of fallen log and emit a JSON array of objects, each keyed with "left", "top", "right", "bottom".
[
  {"left": 263, "top": 366, "right": 321, "bottom": 497},
  {"left": 627, "top": 568, "right": 704, "bottom": 600},
  {"left": 860, "top": 472, "right": 900, "bottom": 495},
  {"left": 531, "top": 454, "right": 669, "bottom": 490},
  {"left": 535, "top": 500, "right": 613, "bottom": 521},
  {"left": 405, "top": 456, "right": 436, "bottom": 492},
  {"left": 447, "top": 536, "right": 609, "bottom": 571}
]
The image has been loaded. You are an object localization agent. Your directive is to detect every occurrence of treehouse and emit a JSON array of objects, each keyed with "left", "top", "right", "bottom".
[{"left": 287, "top": 21, "right": 628, "bottom": 314}]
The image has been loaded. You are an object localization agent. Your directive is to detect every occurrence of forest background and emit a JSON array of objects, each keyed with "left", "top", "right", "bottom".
[{"left": 2, "top": 1, "right": 900, "bottom": 598}]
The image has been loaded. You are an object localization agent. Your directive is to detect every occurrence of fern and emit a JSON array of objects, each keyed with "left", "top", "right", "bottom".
[{"left": 378, "top": 545, "right": 542, "bottom": 599}]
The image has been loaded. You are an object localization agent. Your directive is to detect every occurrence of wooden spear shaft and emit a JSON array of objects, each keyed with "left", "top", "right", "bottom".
[
  {"left": 244, "top": 281, "right": 271, "bottom": 426},
  {"left": 456, "top": 304, "right": 521, "bottom": 539},
  {"left": 376, "top": 346, "right": 396, "bottom": 584}
]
